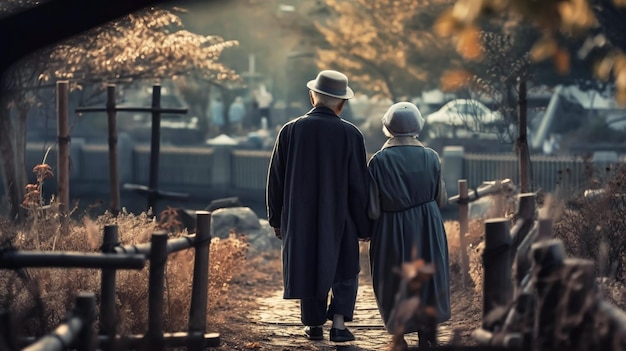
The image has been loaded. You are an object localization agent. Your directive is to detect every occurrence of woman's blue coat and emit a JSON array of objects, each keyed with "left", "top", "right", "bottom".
[{"left": 368, "top": 138, "right": 451, "bottom": 334}]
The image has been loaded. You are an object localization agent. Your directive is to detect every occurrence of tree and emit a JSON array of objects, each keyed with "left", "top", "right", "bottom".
[
  {"left": 0, "top": 0, "right": 211, "bottom": 75},
  {"left": 454, "top": 29, "right": 535, "bottom": 142},
  {"left": 172, "top": 0, "right": 312, "bottom": 106},
  {"left": 434, "top": 0, "right": 626, "bottom": 105},
  {"left": 432, "top": 0, "right": 626, "bottom": 192},
  {"left": 311, "top": 0, "right": 460, "bottom": 102},
  {"left": 0, "top": 5, "right": 239, "bottom": 222},
  {"left": 593, "top": 0, "right": 626, "bottom": 52}
]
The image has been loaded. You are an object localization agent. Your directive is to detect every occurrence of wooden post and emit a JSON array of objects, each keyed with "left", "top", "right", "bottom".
[
  {"left": 502, "top": 292, "right": 534, "bottom": 349},
  {"left": 516, "top": 193, "right": 536, "bottom": 221},
  {"left": 75, "top": 292, "right": 97, "bottom": 351},
  {"left": 511, "top": 194, "right": 537, "bottom": 289},
  {"left": 561, "top": 259, "right": 597, "bottom": 350},
  {"left": 482, "top": 218, "right": 512, "bottom": 330},
  {"left": 514, "top": 227, "right": 537, "bottom": 288},
  {"left": 511, "top": 193, "right": 537, "bottom": 251},
  {"left": 100, "top": 225, "right": 118, "bottom": 349},
  {"left": 76, "top": 89, "right": 188, "bottom": 214},
  {"left": 148, "top": 85, "right": 162, "bottom": 214},
  {"left": 187, "top": 211, "right": 214, "bottom": 351},
  {"left": 106, "top": 85, "right": 120, "bottom": 216},
  {"left": 146, "top": 231, "right": 168, "bottom": 351},
  {"left": 56, "top": 80, "right": 70, "bottom": 230},
  {"left": 0, "top": 310, "right": 16, "bottom": 351},
  {"left": 531, "top": 239, "right": 566, "bottom": 351},
  {"left": 458, "top": 179, "right": 470, "bottom": 287},
  {"left": 597, "top": 300, "right": 626, "bottom": 349},
  {"left": 536, "top": 218, "right": 553, "bottom": 241},
  {"left": 517, "top": 79, "right": 531, "bottom": 193}
]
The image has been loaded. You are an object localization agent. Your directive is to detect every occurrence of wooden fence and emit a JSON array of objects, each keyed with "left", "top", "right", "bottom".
[
  {"left": 448, "top": 179, "right": 626, "bottom": 350},
  {"left": 0, "top": 211, "right": 217, "bottom": 351}
]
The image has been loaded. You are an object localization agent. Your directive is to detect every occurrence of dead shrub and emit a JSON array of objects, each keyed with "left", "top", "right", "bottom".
[
  {"left": 445, "top": 218, "right": 488, "bottom": 296},
  {"left": 553, "top": 162, "right": 626, "bottom": 286},
  {"left": 468, "top": 241, "right": 486, "bottom": 296},
  {"left": 1, "top": 207, "right": 248, "bottom": 337},
  {"left": 445, "top": 219, "right": 484, "bottom": 276}
]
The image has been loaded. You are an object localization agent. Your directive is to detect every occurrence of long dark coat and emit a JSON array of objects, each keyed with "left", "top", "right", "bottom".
[
  {"left": 368, "top": 137, "right": 450, "bottom": 334},
  {"left": 266, "top": 106, "right": 371, "bottom": 300}
]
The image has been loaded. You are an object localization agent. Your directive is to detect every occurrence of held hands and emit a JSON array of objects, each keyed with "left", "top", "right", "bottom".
[{"left": 273, "top": 227, "right": 282, "bottom": 240}]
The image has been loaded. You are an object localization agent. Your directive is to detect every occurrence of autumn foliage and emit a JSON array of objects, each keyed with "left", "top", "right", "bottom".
[
  {"left": 314, "top": 0, "right": 458, "bottom": 101},
  {"left": 435, "top": 0, "right": 626, "bottom": 104}
]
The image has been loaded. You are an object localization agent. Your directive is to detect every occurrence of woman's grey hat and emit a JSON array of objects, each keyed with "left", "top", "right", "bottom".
[
  {"left": 306, "top": 70, "right": 354, "bottom": 99},
  {"left": 382, "top": 102, "right": 425, "bottom": 137}
]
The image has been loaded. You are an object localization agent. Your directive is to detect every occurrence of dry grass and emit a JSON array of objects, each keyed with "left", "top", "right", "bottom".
[
  {"left": 4, "top": 159, "right": 625, "bottom": 349},
  {"left": 442, "top": 165, "right": 626, "bottom": 350},
  {"left": 0, "top": 202, "right": 248, "bottom": 337},
  {"left": 443, "top": 218, "right": 486, "bottom": 345},
  {"left": 552, "top": 162, "right": 626, "bottom": 309},
  {"left": 445, "top": 218, "right": 489, "bottom": 297}
]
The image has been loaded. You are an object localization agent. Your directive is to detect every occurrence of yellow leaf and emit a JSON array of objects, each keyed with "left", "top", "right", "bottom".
[
  {"left": 440, "top": 69, "right": 472, "bottom": 91},
  {"left": 614, "top": 53, "right": 626, "bottom": 73},
  {"left": 616, "top": 88, "right": 626, "bottom": 106},
  {"left": 530, "top": 36, "right": 558, "bottom": 62},
  {"left": 243, "top": 341, "right": 261, "bottom": 349},
  {"left": 558, "top": 0, "right": 597, "bottom": 31},
  {"left": 557, "top": 2, "right": 575, "bottom": 23},
  {"left": 614, "top": 0, "right": 626, "bottom": 6},
  {"left": 616, "top": 68, "right": 626, "bottom": 90},
  {"left": 553, "top": 48, "right": 570, "bottom": 74},
  {"left": 593, "top": 56, "right": 614, "bottom": 81},
  {"left": 456, "top": 26, "right": 482, "bottom": 60},
  {"left": 434, "top": 9, "right": 461, "bottom": 37},
  {"left": 452, "top": 0, "right": 482, "bottom": 24}
]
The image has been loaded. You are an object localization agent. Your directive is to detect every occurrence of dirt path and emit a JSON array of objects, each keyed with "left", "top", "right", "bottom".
[
  {"left": 248, "top": 271, "right": 458, "bottom": 350},
  {"left": 209, "top": 244, "right": 480, "bottom": 350}
]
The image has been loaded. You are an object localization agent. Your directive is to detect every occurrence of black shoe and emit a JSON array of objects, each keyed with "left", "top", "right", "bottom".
[
  {"left": 330, "top": 327, "right": 355, "bottom": 342},
  {"left": 418, "top": 329, "right": 436, "bottom": 349},
  {"left": 304, "top": 326, "right": 323, "bottom": 340}
]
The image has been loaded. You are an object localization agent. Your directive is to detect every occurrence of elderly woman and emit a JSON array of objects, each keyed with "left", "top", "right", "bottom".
[{"left": 367, "top": 102, "right": 450, "bottom": 348}]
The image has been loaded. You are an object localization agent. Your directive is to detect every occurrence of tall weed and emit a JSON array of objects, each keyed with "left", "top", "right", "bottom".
[{"left": 0, "top": 163, "right": 248, "bottom": 337}]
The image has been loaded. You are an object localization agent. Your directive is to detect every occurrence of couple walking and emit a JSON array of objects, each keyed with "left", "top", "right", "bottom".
[{"left": 266, "top": 70, "right": 450, "bottom": 348}]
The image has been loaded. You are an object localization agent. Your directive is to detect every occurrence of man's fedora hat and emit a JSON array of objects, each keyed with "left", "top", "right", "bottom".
[{"left": 306, "top": 70, "right": 354, "bottom": 99}]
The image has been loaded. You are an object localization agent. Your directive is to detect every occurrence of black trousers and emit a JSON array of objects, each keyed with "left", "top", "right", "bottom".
[{"left": 299, "top": 275, "right": 359, "bottom": 326}]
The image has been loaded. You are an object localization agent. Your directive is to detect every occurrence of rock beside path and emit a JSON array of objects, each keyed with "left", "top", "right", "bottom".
[{"left": 210, "top": 206, "right": 281, "bottom": 255}]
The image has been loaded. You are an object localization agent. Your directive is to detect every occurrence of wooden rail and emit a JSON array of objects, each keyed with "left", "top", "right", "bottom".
[
  {"left": 448, "top": 178, "right": 517, "bottom": 288},
  {"left": 455, "top": 189, "right": 626, "bottom": 350},
  {"left": 445, "top": 179, "right": 626, "bottom": 349},
  {"left": 0, "top": 210, "right": 217, "bottom": 351},
  {"left": 22, "top": 293, "right": 97, "bottom": 351}
]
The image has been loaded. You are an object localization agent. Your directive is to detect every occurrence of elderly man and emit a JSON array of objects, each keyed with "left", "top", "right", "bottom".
[{"left": 266, "top": 70, "right": 371, "bottom": 342}]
